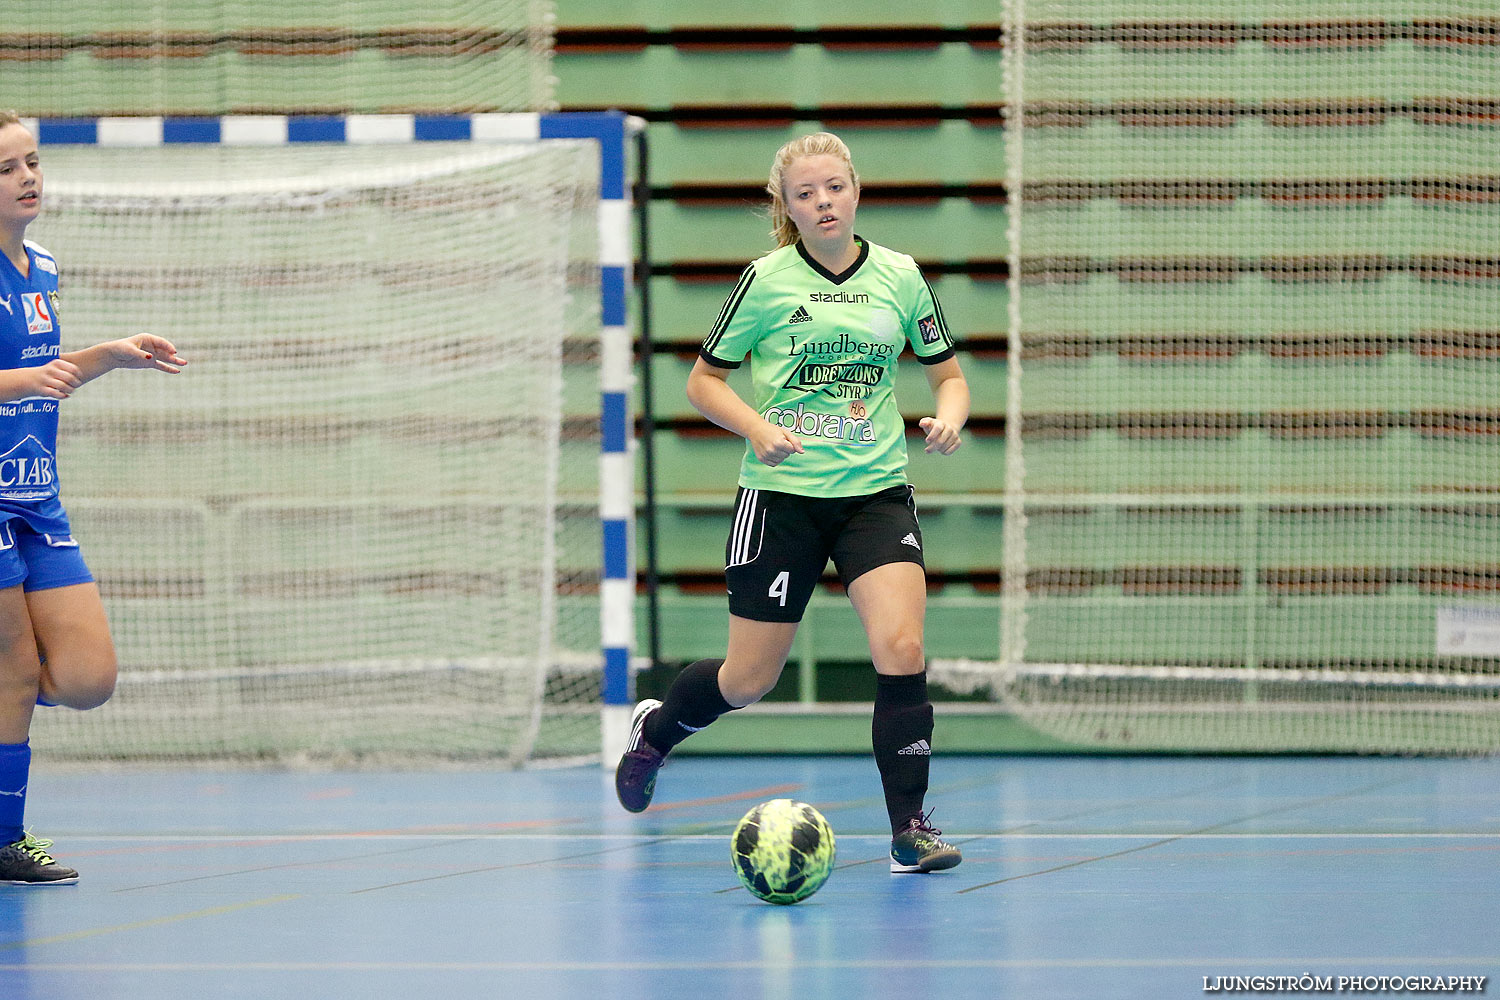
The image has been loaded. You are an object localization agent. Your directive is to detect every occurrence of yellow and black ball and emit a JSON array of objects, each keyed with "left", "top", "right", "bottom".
[{"left": 730, "top": 799, "right": 836, "bottom": 904}]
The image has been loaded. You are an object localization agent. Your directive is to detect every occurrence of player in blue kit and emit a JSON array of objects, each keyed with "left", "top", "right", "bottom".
[
  {"left": 0, "top": 111, "right": 185, "bottom": 883},
  {"left": 617, "top": 132, "right": 969, "bottom": 873}
]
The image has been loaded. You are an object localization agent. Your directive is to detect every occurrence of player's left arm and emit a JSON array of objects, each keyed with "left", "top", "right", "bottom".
[
  {"left": 61, "top": 333, "right": 186, "bottom": 385},
  {"left": 919, "top": 356, "right": 968, "bottom": 455},
  {"left": 906, "top": 263, "right": 967, "bottom": 455}
]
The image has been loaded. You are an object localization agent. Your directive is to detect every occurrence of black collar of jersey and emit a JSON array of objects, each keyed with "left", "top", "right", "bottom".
[{"left": 795, "top": 236, "right": 869, "bottom": 286}]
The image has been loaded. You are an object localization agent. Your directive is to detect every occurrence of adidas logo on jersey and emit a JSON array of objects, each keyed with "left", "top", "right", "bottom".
[
  {"left": 898, "top": 740, "right": 931, "bottom": 756},
  {"left": 788, "top": 306, "right": 813, "bottom": 324},
  {"left": 900, "top": 532, "right": 921, "bottom": 550}
]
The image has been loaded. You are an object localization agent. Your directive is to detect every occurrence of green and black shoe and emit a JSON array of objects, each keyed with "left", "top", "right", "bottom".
[{"left": 890, "top": 811, "right": 962, "bottom": 873}]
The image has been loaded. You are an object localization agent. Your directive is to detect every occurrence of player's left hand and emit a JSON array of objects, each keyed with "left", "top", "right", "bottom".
[
  {"left": 113, "top": 333, "right": 186, "bottom": 374},
  {"left": 919, "top": 416, "right": 961, "bottom": 455}
]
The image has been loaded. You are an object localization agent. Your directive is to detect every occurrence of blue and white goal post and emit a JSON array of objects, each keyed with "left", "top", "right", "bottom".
[{"left": 25, "top": 112, "right": 639, "bottom": 767}]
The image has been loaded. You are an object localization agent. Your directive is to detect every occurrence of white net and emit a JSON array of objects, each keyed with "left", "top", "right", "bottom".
[
  {"left": 27, "top": 140, "right": 602, "bottom": 765},
  {"left": 937, "top": 4, "right": 1500, "bottom": 752},
  {"left": 3, "top": 0, "right": 556, "bottom": 116}
]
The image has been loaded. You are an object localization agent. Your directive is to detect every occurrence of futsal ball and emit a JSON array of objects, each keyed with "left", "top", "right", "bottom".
[{"left": 730, "top": 798, "right": 836, "bottom": 905}]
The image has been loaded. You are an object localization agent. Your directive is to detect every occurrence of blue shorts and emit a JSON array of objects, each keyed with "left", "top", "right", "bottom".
[{"left": 0, "top": 518, "right": 94, "bottom": 593}]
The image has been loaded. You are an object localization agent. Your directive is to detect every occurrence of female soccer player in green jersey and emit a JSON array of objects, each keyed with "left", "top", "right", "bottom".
[{"left": 617, "top": 132, "right": 970, "bottom": 873}]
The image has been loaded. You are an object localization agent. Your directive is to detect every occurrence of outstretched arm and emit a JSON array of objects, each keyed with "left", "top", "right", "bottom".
[
  {"left": 62, "top": 333, "right": 186, "bottom": 386},
  {"left": 918, "top": 356, "right": 969, "bottom": 455},
  {"left": 685, "top": 356, "right": 804, "bottom": 468}
]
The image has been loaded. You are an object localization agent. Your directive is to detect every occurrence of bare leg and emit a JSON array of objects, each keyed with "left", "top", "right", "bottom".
[
  {"left": 27, "top": 583, "right": 117, "bottom": 710},
  {"left": 718, "top": 614, "right": 801, "bottom": 706}
]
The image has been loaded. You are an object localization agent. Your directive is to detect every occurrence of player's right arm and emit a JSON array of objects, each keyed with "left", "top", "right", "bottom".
[
  {"left": 692, "top": 260, "right": 804, "bottom": 468},
  {"left": 0, "top": 360, "right": 83, "bottom": 401},
  {"left": 685, "top": 358, "right": 803, "bottom": 467}
]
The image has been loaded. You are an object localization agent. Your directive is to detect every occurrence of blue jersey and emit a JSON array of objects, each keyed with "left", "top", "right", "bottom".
[{"left": 0, "top": 240, "right": 70, "bottom": 536}]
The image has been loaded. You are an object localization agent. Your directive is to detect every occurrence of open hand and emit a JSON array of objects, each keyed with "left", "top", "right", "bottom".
[{"left": 110, "top": 333, "right": 186, "bottom": 374}]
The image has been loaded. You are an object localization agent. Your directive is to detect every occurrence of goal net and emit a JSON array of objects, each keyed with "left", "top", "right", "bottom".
[
  {"left": 28, "top": 139, "right": 603, "bottom": 765},
  {"left": 4, "top": 0, "right": 555, "bottom": 116},
  {"left": 936, "top": 4, "right": 1500, "bottom": 752}
]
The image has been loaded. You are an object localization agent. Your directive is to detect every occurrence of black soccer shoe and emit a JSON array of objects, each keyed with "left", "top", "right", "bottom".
[
  {"left": 614, "top": 699, "right": 666, "bottom": 813},
  {"left": 0, "top": 833, "right": 80, "bottom": 885}
]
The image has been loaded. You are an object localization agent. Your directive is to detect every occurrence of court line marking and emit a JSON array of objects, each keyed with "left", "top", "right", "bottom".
[
  {"left": 113, "top": 837, "right": 474, "bottom": 892},
  {"left": 642, "top": 782, "right": 803, "bottom": 813},
  {"left": 812, "top": 772, "right": 1249, "bottom": 830},
  {"left": 44, "top": 828, "right": 1500, "bottom": 897},
  {"left": 0, "top": 894, "right": 301, "bottom": 952},
  {"left": 957, "top": 775, "right": 1417, "bottom": 893},
  {"left": 715, "top": 834, "right": 1500, "bottom": 894},
  {"left": 52, "top": 832, "right": 1500, "bottom": 842},
  {"left": 109, "top": 833, "right": 695, "bottom": 893},
  {"left": 349, "top": 816, "right": 592, "bottom": 835},
  {"left": 815, "top": 773, "right": 1275, "bottom": 874},
  {"left": 0, "top": 955, "right": 1494, "bottom": 972},
  {"left": 349, "top": 836, "right": 683, "bottom": 893}
]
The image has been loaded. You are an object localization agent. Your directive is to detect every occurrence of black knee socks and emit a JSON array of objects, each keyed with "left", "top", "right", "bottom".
[
  {"left": 644, "top": 658, "right": 735, "bottom": 753},
  {"left": 872, "top": 671, "right": 934, "bottom": 834}
]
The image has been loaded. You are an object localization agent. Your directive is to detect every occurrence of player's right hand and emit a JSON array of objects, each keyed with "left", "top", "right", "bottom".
[
  {"left": 750, "top": 423, "right": 804, "bottom": 467},
  {"left": 26, "top": 359, "right": 83, "bottom": 399}
]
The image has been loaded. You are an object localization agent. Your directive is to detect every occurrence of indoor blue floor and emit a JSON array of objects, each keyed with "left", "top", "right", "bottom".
[{"left": 1, "top": 755, "right": 1496, "bottom": 999}]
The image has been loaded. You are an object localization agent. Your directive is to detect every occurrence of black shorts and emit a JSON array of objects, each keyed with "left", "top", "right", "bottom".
[{"left": 724, "top": 484, "right": 925, "bottom": 623}]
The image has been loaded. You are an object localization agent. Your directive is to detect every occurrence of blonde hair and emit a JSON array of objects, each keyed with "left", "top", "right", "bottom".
[
  {"left": 0, "top": 110, "right": 21, "bottom": 129},
  {"left": 766, "top": 132, "right": 860, "bottom": 248}
]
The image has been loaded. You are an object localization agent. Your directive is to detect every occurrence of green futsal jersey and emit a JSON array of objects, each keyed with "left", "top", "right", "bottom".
[{"left": 700, "top": 237, "right": 957, "bottom": 498}]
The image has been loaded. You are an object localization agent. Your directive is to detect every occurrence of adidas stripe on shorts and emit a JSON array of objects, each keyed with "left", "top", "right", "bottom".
[{"left": 724, "top": 484, "right": 924, "bottom": 623}]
